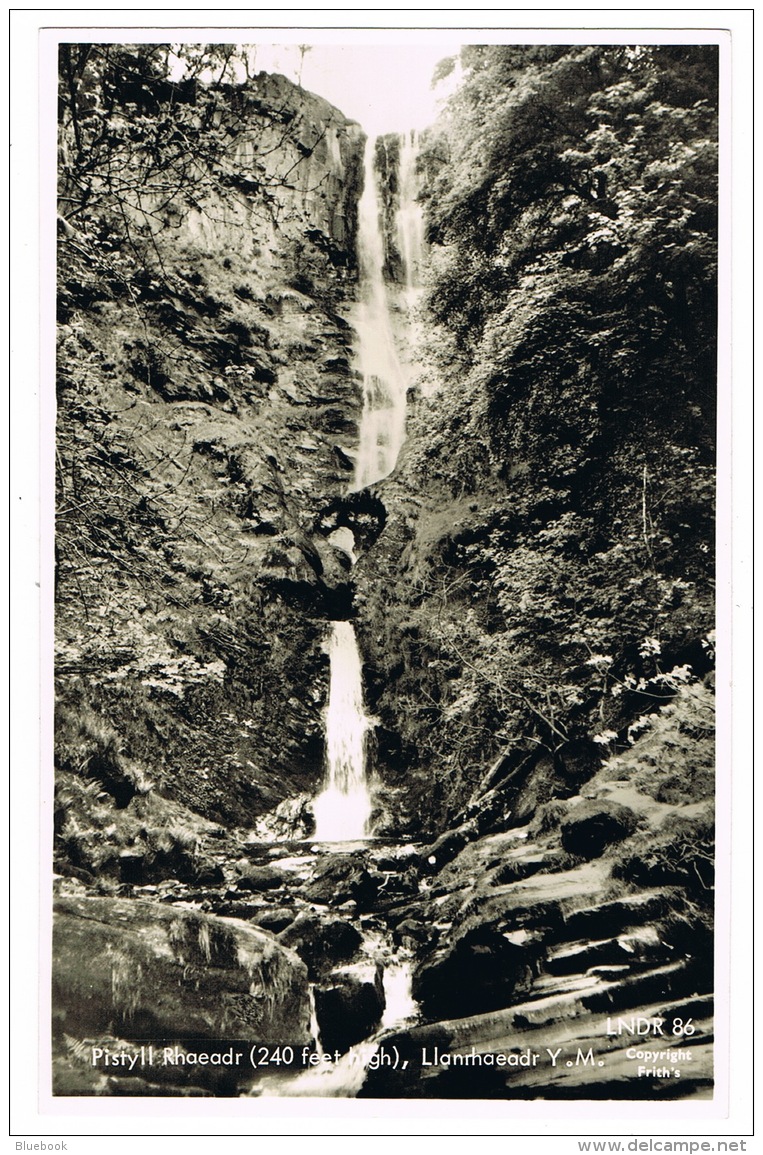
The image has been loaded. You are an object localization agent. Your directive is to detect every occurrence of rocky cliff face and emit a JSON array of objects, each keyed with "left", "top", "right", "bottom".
[{"left": 55, "top": 70, "right": 366, "bottom": 858}]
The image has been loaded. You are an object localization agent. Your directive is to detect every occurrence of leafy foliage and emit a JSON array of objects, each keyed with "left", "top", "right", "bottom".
[
  {"left": 360, "top": 45, "right": 717, "bottom": 830},
  {"left": 423, "top": 45, "right": 717, "bottom": 484}
]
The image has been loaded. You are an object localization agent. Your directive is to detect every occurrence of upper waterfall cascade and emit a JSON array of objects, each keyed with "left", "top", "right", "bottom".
[
  {"left": 350, "top": 132, "right": 422, "bottom": 492},
  {"left": 396, "top": 130, "right": 426, "bottom": 303}
]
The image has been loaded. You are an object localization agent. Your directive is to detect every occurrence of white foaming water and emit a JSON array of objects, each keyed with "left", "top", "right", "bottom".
[
  {"left": 312, "top": 621, "right": 374, "bottom": 842},
  {"left": 396, "top": 130, "right": 426, "bottom": 300},
  {"left": 380, "top": 958, "right": 418, "bottom": 1029},
  {"left": 256, "top": 957, "right": 419, "bottom": 1097},
  {"left": 351, "top": 135, "right": 408, "bottom": 492},
  {"left": 256, "top": 1042, "right": 378, "bottom": 1098},
  {"left": 308, "top": 985, "right": 322, "bottom": 1050}
]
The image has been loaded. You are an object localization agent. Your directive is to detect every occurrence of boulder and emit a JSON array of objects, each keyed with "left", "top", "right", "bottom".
[
  {"left": 303, "top": 855, "right": 380, "bottom": 908},
  {"left": 53, "top": 895, "right": 310, "bottom": 1044},
  {"left": 560, "top": 800, "right": 638, "bottom": 859},
  {"left": 391, "top": 918, "right": 432, "bottom": 950},
  {"left": 313, "top": 963, "right": 385, "bottom": 1053},
  {"left": 235, "top": 864, "right": 288, "bottom": 892},
  {"left": 252, "top": 907, "right": 297, "bottom": 934},
  {"left": 253, "top": 793, "right": 316, "bottom": 841},
  {"left": 191, "top": 862, "right": 227, "bottom": 886},
  {"left": 412, "top": 926, "right": 534, "bottom": 1020},
  {"left": 562, "top": 890, "right": 674, "bottom": 939},
  {"left": 368, "top": 845, "right": 420, "bottom": 873},
  {"left": 211, "top": 899, "right": 265, "bottom": 920},
  {"left": 278, "top": 912, "right": 362, "bottom": 979},
  {"left": 117, "top": 845, "right": 225, "bottom": 887}
]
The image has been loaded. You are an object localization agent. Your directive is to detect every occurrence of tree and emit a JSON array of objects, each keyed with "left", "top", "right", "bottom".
[
  {"left": 58, "top": 42, "right": 332, "bottom": 240},
  {"left": 360, "top": 45, "right": 718, "bottom": 824}
]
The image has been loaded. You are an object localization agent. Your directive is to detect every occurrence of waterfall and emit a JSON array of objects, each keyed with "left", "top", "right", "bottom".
[
  {"left": 396, "top": 130, "right": 425, "bottom": 301},
  {"left": 312, "top": 621, "right": 374, "bottom": 842},
  {"left": 395, "top": 130, "right": 427, "bottom": 402},
  {"left": 350, "top": 135, "right": 408, "bottom": 493},
  {"left": 313, "top": 132, "right": 423, "bottom": 843}
]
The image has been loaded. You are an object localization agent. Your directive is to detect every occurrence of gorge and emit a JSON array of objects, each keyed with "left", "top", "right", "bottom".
[{"left": 53, "top": 44, "right": 718, "bottom": 1101}]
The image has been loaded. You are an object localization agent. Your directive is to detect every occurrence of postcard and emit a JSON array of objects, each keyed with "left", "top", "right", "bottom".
[{"left": 9, "top": 9, "right": 754, "bottom": 1147}]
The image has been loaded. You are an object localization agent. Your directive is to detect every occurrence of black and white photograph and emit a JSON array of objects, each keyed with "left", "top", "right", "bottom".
[{"left": 9, "top": 10, "right": 754, "bottom": 1140}]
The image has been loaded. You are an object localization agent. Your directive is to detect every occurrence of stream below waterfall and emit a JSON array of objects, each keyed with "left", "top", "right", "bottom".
[
  {"left": 236, "top": 831, "right": 425, "bottom": 1098},
  {"left": 254, "top": 910, "right": 420, "bottom": 1098}
]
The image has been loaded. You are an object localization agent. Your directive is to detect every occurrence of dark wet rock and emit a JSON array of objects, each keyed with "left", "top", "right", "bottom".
[
  {"left": 253, "top": 794, "right": 316, "bottom": 841},
  {"left": 314, "top": 962, "right": 385, "bottom": 1053},
  {"left": 450, "top": 861, "right": 607, "bottom": 943},
  {"left": 560, "top": 800, "right": 639, "bottom": 859},
  {"left": 317, "top": 490, "right": 388, "bottom": 553},
  {"left": 562, "top": 890, "right": 675, "bottom": 940},
  {"left": 53, "top": 895, "right": 310, "bottom": 1044},
  {"left": 235, "top": 864, "right": 289, "bottom": 892},
  {"left": 391, "top": 918, "right": 432, "bottom": 951},
  {"left": 192, "top": 862, "right": 227, "bottom": 886},
  {"left": 412, "top": 926, "right": 534, "bottom": 1020},
  {"left": 252, "top": 907, "right": 298, "bottom": 934},
  {"left": 384, "top": 897, "right": 433, "bottom": 929},
  {"left": 278, "top": 912, "right": 363, "bottom": 979},
  {"left": 582, "top": 958, "right": 705, "bottom": 1014},
  {"left": 303, "top": 855, "right": 381, "bottom": 908},
  {"left": 204, "top": 899, "right": 264, "bottom": 920},
  {"left": 118, "top": 846, "right": 224, "bottom": 887},
  {"left": 545, "top": 927, "right": 674, "bottom": 976},
  {"left": 491, "top": 854, "right": 549, "bottom": 885}
]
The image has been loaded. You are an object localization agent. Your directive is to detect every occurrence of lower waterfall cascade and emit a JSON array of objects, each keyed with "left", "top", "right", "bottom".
[{"left": 312, "top": 621, "right": 374, "bottom": 842}]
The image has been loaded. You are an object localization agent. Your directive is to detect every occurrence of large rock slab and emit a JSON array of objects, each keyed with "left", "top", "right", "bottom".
[
  {"left": 235, "top": 863, "right": 290, "bottom": 892},
  {"left": 53, "top": 895, "right": 311, "bottom": 1044},
  {"left": 360, "top": 982, "right": 714, "bottom": 1100},
  {"left": 560, "top": 800, "right": 638, "bottom": 859},
  {"left": 412, "top": 926, "right": 534, "bottom": 1020}
]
